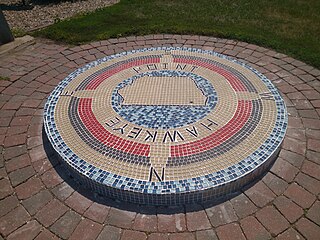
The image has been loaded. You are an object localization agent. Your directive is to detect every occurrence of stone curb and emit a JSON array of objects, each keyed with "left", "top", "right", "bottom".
[{"left": 0, "top": 35, "right": 35, "bottom": 57}]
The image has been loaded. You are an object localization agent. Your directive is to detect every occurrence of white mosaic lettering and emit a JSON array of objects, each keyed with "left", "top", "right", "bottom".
[
  {"left": 176, "top": 64, "right": 186, "bottom": 70},
  {"left": 61, "top": 90, "right": 74, "bottom": 96},
  {"left": 200, "top": 119, "right": 218, "bottom": 131},
  {"left": 163, "top": 130, "right": 184, "bottom": 143},
  {"left": 147, "top": 64, "right": 157, "bottom": 70},
  {"left": 162, "top": 63, "right": 168, "bottom": 69},
  {"left": 186, "top": 126, "right": 198, "bottom": 137},
  {"left": 133, "top": 66, "right": 141, "bottom": 73},
  {"left": 113, "top": 124, "right": 128, "bottom": 134},
  {"left": 145, "top": 130, "right": 157, "bottom": 142},
  {"left": 190, "top": 65, "right": 198, "bottom": 72},
  {"left": 148, "top": 167, "right": 165, "bottom": 182},
  {"left": 105, "top": 117, "right": 121, "bottom": 127},
  {"left": 259, "top": 92, "right": 274, "bottom": 101},
  {"left": 128, "top": 127, "right": 142, "bottom": 139}
]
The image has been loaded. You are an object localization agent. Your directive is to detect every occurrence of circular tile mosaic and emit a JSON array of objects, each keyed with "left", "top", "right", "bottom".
[{"left": 44, "top": 47, "right": 288, "bottom": 205}]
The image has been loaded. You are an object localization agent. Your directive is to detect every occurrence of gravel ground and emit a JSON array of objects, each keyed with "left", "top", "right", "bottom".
[{"left": 1, "top": 0, "right": 119, "bottom": 32}]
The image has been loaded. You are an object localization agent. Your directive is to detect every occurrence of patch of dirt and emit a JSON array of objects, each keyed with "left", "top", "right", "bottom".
[{"left": 1, "top": 0, "right": 119, "bottom": 32}]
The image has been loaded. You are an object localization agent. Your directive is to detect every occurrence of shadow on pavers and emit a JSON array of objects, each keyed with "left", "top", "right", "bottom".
[{"left": 42, "top": 125, "right": 275, "bottom": 215}]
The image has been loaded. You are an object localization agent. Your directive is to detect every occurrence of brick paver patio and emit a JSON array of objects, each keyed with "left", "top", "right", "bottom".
[{"left": 0, "top": 34, "right": 319, "bottom": 240}]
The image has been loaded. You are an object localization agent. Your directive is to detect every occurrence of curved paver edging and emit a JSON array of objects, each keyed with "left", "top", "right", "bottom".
[{"left": 0, "top": 34, "right": 319, "bottom": 240}]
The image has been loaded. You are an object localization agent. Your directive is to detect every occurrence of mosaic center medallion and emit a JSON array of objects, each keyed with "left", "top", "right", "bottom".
[{"left": 44, "top": 47, "right": 287, "bottom": 205}]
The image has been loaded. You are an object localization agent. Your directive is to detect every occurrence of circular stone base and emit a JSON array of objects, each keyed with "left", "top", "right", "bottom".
[{"left": 44, "top": 47, "right": 287, "bottom": 205}]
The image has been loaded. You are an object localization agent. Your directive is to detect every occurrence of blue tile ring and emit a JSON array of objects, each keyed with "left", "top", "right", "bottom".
[{"left": 111, "top": 70, "right": 218, "bottom": 129}]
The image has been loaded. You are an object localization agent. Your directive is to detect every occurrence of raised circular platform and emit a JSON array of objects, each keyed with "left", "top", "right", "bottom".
[{"left": 43, "top": 47, "right": 287, "bottom": 205}]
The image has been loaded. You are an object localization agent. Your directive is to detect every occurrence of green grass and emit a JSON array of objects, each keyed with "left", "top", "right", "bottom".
[
  {"left": 0, "top": 76, "right": 10, "bottom": 81},
  {"left": 34, "top": 0, "right": 320, "bottom": 68},
  {"left": 12, "top": 28, "right": 27, "bottom": 38}
]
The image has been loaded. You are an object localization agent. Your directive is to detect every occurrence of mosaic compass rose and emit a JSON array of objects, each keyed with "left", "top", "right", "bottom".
[{"left": 44, "top": 47, "right": 287, "bottom": 205}]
